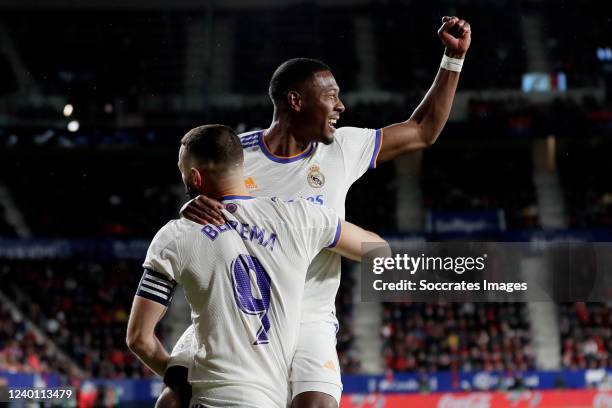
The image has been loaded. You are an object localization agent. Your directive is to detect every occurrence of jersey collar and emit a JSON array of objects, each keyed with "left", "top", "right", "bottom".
[
  {"left": 219, "top": 195, "right": 255, "bottom": 201},
  {"left": 258, "top": 130, "right": 316, "bottom": 164}
]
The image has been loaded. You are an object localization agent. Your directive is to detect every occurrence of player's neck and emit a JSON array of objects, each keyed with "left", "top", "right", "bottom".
[
  {"left": 202, "top": 175, "right": 250, "bottom": 200},
  {"left": 266, "top": 116, "right": 311, "bottom": 156},
  {"left": 203, "top": 185, "right": 250, "bottom": 200}
]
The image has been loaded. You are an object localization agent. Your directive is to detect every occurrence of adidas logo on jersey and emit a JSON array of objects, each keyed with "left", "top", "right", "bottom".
[
  {"left": 323, "top": 360, "right": 336, "bottom": 373},
  {"left": 244, "top": 176, "right": 258, "bottom": 189}
]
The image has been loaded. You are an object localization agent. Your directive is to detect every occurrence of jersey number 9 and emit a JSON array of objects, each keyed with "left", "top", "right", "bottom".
[{"left": 231, "top": 254, "right": 272, "bottom": 345}]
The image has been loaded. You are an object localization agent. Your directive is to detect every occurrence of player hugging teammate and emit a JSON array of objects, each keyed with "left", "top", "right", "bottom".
[{"left": 127, "top": 15, "right": 471, "bottom": 408}]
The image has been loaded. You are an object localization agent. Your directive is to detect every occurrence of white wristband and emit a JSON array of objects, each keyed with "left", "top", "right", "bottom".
[{"left": 440, "top": 54, "right": 464, "bottom": 72}]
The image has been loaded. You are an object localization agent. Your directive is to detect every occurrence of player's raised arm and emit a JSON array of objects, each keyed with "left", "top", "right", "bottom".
[
  {"left": 377, "top": 16, "right": 472, "bottom": 162},
  {"left": 329, "top": 220, "right": 389, "bottom": 262}
]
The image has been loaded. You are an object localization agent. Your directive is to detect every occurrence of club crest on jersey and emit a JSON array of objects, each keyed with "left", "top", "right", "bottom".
[{"left": 307, "top": 164, "right": 325, "bottom": 188}]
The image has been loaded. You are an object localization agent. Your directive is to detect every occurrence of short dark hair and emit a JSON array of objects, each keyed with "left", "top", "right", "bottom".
[
  {"left": 180, "top": 124, "right": 243, "bottom": 172},
  {"left": 268, "top": 58, "right": 331, "bottom": 106}
]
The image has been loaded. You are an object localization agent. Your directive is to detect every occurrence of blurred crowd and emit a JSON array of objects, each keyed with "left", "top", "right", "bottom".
[
  {"left": 381, "top": 303, "right": 535, "bottom": 373},
  {"left": 1, "top": 260, "right": 157, "bottom": 378},
  {"left": 561, "top": 303, "right": 612, "bottom": 370},
  {"left": 0, "top": 303, "right": 64, "bottom": 374}
]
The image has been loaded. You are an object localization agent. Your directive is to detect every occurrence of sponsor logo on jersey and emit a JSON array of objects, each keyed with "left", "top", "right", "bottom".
[
  {"left": 307, "top": 164, "right": 325, "bottom": 188},
  {"left": 244, "top": 176, "right": 258, "bottom": 189},
  {"left": 305, "top": 195, "right": 324, "bottom": 205},
  {"left": 284, "top": 195, "right": 324, "bottom": 205}
]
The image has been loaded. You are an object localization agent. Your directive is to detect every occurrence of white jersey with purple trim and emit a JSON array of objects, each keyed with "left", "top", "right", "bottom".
[
  {"left": 142, "top": 196, "right": 341, "bottom": 408},
  {"left": 240, "top": 126, "right": 382, "bottom": 324}
]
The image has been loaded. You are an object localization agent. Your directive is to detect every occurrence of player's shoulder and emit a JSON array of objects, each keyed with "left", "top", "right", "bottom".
[
  {"left": 270, "top": 197, "right": 335, "bottom": 225},
  {"left": 149, "top": 218, "right": 201, "bottom": 249},
  {"left": 247, "top": 196, "right": 308, "bottom": 217},
  {"left": 238, "top": 129, "right": 263, "bottom": 150},
  {"left": 243, "top": 196, "right": 290, "bottom": 217},
  {"left": 333, "top": 126, "right": 374, "bottom": 139}
]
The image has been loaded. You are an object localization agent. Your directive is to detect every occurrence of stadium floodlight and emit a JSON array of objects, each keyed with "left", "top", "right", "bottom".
[
  {"left": 67, "top": 120, "right": 80, "bottom": 132},
  {"left": 63, "top": 104, "right": 74, "bottom": 117}
]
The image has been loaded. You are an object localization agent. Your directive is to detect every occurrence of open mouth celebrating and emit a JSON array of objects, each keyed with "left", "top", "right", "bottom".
[{"left": 328, "top": 118, "right": 338, "bottom": 131}]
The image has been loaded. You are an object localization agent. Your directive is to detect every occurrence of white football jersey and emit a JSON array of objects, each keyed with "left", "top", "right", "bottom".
[
  {"left": 240, "top": 127, "right": 382, "bottom": 324},
  {"left": 142, "top": 196, "right": 341, "bottom": 408}
]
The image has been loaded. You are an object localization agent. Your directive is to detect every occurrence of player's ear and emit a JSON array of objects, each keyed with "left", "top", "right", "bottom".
[
  {"left": 190, "top": 167, "right": 203, "bottom": 189},
  {"left": 287, "top": 91, "right": 302, "bottom": 112}
]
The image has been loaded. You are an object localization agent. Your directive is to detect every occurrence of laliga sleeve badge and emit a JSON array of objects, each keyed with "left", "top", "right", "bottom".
[{"left": 307, "top": 164, "right": 325, "bottom": 188}]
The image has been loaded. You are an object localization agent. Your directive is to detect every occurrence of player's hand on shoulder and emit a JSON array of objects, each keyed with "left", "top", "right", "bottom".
[
  {"left": 180, "top": 195, "right": 225, "bottom": 226},
  {"left": 438, "top": 16, "right": 471, "bottom": 58}
]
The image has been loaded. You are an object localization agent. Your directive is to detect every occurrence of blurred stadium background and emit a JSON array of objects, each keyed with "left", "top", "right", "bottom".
[{"left": 1, "top": 0, "right": 612, "bottom": 406}]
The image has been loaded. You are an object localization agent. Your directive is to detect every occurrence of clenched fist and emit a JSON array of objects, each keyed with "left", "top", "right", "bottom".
[{"left": 438, "top": 16, "right": 471, "bottom": 58}]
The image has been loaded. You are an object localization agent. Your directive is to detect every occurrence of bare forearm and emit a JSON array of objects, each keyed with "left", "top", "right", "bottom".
[
  {"left": 331, "top": 221, "right": 387, "bottom": 262},
  {"left": 408, "top": 52, "right": 462, "bottom": 144},
  {"left": 129, "top": 336, "right": 169, "bottom": 377}
]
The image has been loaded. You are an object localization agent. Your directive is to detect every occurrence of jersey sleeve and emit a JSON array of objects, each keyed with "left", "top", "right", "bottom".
[
  {"left": 285, "top": 199, "right": 342, "bottom": 260},
  {"left": 335, "top": 126, "right": 383, "bottom": 183},
  {"left": 139, "top": 221, "right": 181, "bottom": 305}
]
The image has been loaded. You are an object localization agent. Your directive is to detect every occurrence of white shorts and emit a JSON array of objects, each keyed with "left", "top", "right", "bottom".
[
  {"left": 189, "top": 384, "right": 289, "bottom": 408},
  {"left": 168, "top": 324, "right": 197, "bottom": 369},
  {"left": 169, "top": 321, "right": 342, "bottom": 405},
  {"left": 289, "top": 321, "right": 342, "bottom": 405}
]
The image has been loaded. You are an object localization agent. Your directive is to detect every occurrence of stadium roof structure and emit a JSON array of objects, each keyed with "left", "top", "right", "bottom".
[{"left": 0, "top": 0, "right": 373, "bottom": 10}]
